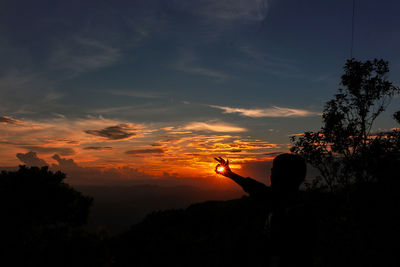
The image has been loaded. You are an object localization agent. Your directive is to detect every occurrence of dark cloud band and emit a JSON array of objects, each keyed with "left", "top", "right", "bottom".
[
  {"left": 125, "top": 148, "right": 164, "bottom": 155},
  {"left": 83, "top": 146, "right": 113, "bottom": 150},
  {"left": 85, "top": 124, "right": 135, "bottom": 140},
  {"left": 0, "top": 116, "right": 22, "bottom": 125}
]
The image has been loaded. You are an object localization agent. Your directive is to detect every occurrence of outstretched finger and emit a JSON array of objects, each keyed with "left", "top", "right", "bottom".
[
  {"left": 214, "top": 157, "right": 225, "bottom": 165},
  {"left": 214, "top": 157, "right": 223, "bottom": 164}
]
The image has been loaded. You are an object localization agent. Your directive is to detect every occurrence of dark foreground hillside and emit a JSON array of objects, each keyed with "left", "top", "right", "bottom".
[
  {"left": 2, "top": 166, "right": 400, "bottom": 266},
  {"left": 110, "top": 179, "right": 400, "bottom": 267},
  {"left": 111, "top": 197, "right": 270, "bottom": 267}
]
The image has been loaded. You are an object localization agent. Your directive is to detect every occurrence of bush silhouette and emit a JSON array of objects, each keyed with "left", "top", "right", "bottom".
[
  {"left": 0, "top": 165, "right": 92, "bottom": 228},
  {"left": 0, "top": 166, "right": 111, "bottom": 266}
]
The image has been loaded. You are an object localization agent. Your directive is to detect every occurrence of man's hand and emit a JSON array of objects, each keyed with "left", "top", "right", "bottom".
[
  {"left": 214, "top": 157, "right": 232, "bottom": 176},
  {"left": 214, "top": 157, "right": 262, "bottom": 196}
]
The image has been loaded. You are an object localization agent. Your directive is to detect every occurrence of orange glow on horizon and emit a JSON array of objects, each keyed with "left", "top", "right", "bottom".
[{"left": 0, "top": 115, "right": 281, "bottom": 183}]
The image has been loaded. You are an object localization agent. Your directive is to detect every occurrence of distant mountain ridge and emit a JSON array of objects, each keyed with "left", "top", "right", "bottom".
[{"left": 76, "top": 184, "right": 244, "bottom": 234}]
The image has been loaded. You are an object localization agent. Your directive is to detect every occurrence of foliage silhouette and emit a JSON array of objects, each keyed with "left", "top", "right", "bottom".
[
  {"left": 0, "top": 165, "right": 92, "bottom": 227},
  {"left": 0, "top": 166, "right": 111, "bottom": 266},
  {"left": 291, "top": 58, "right": 400, "bottom": 191},
  {"left": 285, "top": 58, "right": 400, "bottom": 266}
]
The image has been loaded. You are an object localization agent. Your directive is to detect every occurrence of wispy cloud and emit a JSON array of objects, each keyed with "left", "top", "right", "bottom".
[
  {"left": 187, "top": 136, "right": 277, "bottom": 151},
  {"left": 49, "top": 37, "right": 120, "bottom": 75},
  {"left": 174, "top": 0, "right": 268, "bottom": 22},
  {"left": 239, "top": 45, "right": 296, "bottom": 70},
  {"left": 0, "top": 116, "right": 148, "bottom": 157},
  {"left": 0, "top": 70, "right": 59, "bottom": 115},
  {"left": 0, "top": 115, "right": 23, "bottom": 125},
  {"left": 90, "top": 106, "right": 135, "bottom": 115},
  {"left": 125, "top": 148, "right": 164, "bottom": 155},
  {"left": 107, "top": 90, "right": 164, "bottom": 99},
  {"left": 183, "top": 121, "right": 247, "bottom": 132},
  {"left": 173, "top": 52, "right": 230, "bottom": 80},
  {"left": 83, "top": 146, "right": 113, "bottom": 151},
  {"left": 209, "top": 105, "right": 319, "bottom": 118},
  {"left": 234, "top": 45, "right": 304, "bottom": 79},
  {"left": 0, "top": 70, "right": 38, "bottom": 92},
  {"left": 175, "top": 64, "right": 230, "bottom": 79}
]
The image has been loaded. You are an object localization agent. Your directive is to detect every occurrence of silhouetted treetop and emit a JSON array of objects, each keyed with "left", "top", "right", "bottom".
[
  {"left": 0, "top": 166, "right": 113, "bottom": 266},
  {"left": 323, "top": 59, "right": 398, "bottom": 153},
  {"left": 291, "top": 59, "right": 400, "bottom": 191},
  {"left": 0, "top": 165, "right": 93, "bottom": 228}
]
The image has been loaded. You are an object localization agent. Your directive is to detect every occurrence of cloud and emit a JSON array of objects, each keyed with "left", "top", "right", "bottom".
[
  {"left": 108, "top": 90, "right": 164, "bottom": 99},
  {"left": 174, "top": 52, "right": 230, "bottom": 80},
  {"left": 209, "top": 105, "right": 319, "bottom": 118},
  {"left": 174, "top": 0, "right": 268, "bottom": 22},
  {"left": 15, "top": 153, "right": 153, "bottom": 186},
  {"left": 90, "top": 106, "right": 135, "bottom": 115},
  {"left": 1, "top": 113, "right": 286, "bottom": 182},
  {"left": 0, "top": 69, "right": 67, "bottom": 116},
  {"left": 183, "top": 122, "right": 247, "bottom": 132},
  {"left": 0, "top": 115, "right": 22, "bottom": 125},
  {"left": 49, "top": 37, "right": 120, "bottom": 75},
  {"left": 0, "top": 71, "right": 38, "bottom": 92},
  {"left": 52, "top": 154, "right": 80, "bottom": 169},
  {"left": 125, "top": 148, "right": 164, "bottom": 155},
  {"left": 16, "top": 151, "right": 49, "bottom": 166},
  {"left": 83, "top": 146, "right": 113, "bottom": 151},
  {"left": 19, "top": 146, "right": 75, "bottom": 156},
  {"left": 186, "top": 136, "right": 278, "bottom": 152},
  {"left": 85, "top": 124, "right": 136, "bottom": 140},
  {"left": 268, "top": 128, "right": 280, "bottom": 133},
  {"left": 236, "top": 45, "right": 303, "bottom": 78},
  {"left": 175, "top": 64, "right": 230, "bottom": 79},
  {"left": 151, "top": 143, "right": 162, "bottom": 147}
]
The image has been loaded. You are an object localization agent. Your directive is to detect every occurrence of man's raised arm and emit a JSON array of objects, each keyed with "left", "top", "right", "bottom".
[{"left": 214, "top": 157, "right": 271, "bottom": 199}]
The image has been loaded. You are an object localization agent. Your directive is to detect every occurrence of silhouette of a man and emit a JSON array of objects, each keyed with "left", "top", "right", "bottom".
[{"left": 215, "top": 153, "right": 315, "bottom": 267}]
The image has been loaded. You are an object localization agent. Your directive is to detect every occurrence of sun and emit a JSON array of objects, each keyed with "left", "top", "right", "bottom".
[{"left": 217, "top": 166, "right": 225, "bottom": 172}]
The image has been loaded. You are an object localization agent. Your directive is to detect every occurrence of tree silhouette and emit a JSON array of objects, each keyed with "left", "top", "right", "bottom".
[
  {"left": 0, "top": 165, "right": 92, "bottom": 228},
  {"left": 0, "top": 166, "right": 112, "bottom": 266},
  {"left": 291, "top": 59, "right": 400, "bottom": 191}
]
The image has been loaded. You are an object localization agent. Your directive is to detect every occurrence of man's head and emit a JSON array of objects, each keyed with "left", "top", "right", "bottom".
[{"left": 270, "top": 153, "right": 306, "bottom": 193}]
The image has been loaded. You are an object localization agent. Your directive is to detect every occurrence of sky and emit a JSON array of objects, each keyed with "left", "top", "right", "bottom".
[{"left": 1, "top": 0, "right": 400, "bottom": 186}]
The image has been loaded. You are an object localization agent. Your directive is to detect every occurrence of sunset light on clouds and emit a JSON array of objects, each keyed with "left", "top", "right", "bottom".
[
  {"left": 209, "top": 105, "right": 320, "bottom": 118},
  {"left": 0, "top": 114, "right": 280, "bottom": 184},
  {"left": 1, "top": 0, "right": 400, "bottom": 186}
]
